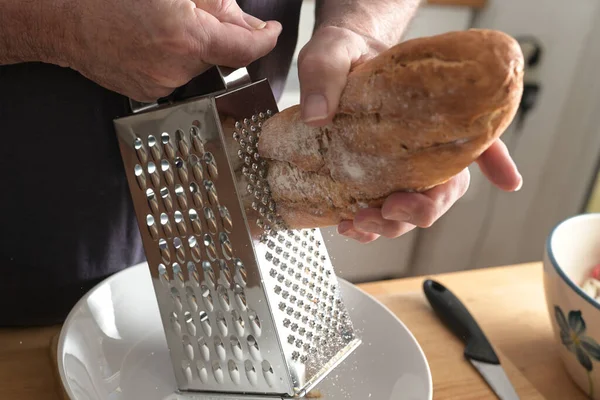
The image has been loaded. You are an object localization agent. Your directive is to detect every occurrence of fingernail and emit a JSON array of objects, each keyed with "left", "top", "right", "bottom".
[
  {"left": 243, "top": 12, "right": 267, "bottom": 29},
  {"left": 338, "top": 221, "right": 354, "bottom": 235},
  {"left": 302, "top": 94, "right": 328, "bottom": 123},
  {"left": 359, "top": 222, "right": 383, "bottom": 235},
  {"left": 514, "top": 177, "right": 523, "bottom": 192},
  {"left": 339, "top": 227, "right": 362, "bottom": 240},
  {"left": 382, "top": 209, "right": 411, "bottom": 222}
]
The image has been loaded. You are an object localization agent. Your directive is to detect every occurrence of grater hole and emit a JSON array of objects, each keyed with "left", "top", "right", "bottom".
[
  {"left": 158, "top": 238, "right": 171, "bottom": 264},
  {"left": 217, "top": 284, "right": 230, "bottom": 311},
  {"left": 183, "top": 334, "right": 195, "bottom": 360},
  {"left": 199, "top": 311, "right": 212, "bottom": 336},
  {"left": 247, "top": 335, "right": 260, "bottom": 361},
  {"left": 245, "top": 361, "right": 258, "bottom": 386},
  {"left": 291, "top": 351, "right": 300, "bottom": 362},
  {"left": 190, "top": 125, "right": 204, "bottom": 153},
  {"left": 204, "top": 152, "right": 218, "bottom": 180},
  {"left": 202, "top": 261, "right": 216, "bottom": 287},
  {"left": 204, "top": 180, "right": 219, "bottom": 206},
  {"left": 261, "top": 360, "right": 275, "bottom": 387},
  {"left": 148, "top": 135, "right": 162, "bottom": 160},
  {"left": 189, "top": 154, "right": 203, "bottom": 182},
  {"left": 219, "top": 206, "right": 233, "bottom": 233},
  {"left": 189, "top": 182, "right": 204, "bottom": 208},
  {"left": 160, "top": 213, "right": 173, "bottom": 237},
  {"left": 216, "top": 311, "right": 228, "bottom": 336},
  {"left": 146, "top": 215, "right": 159, "bottom": 239},
  {"left": 174, "top": 184, "right": 188, "bottom": 209},
  {"left": 171, "top": 312, "right": 182, "bottom": 336},
  {"left": 212, "top": 361, "right": 225, "bottom": 383},
  {"left": 189, "top": 209, "right": 202, "bottom": 235},
  {"left": 146, "top": 189, "right": 159, "bottom": 214},
  {"left": 214, "top": 337, "right": 226, "bottom": 361},
  {"left": 171, "top": 287, "right": 183, "bottom": 313},
  {"left": 232, "top": 309, "right": 245, "bottom": 336},
  {"left": 228, "top": 360, "right": 241, "bottom": 385},
  {"left": 230, "top": 336, "right": 243, "bottom": 361},
  {"left": 219, "top": 232, "right": 233, "bottom": 260},
  {"left": 175, "top": 157, "right": 188, "bottom": 184},
  {"left": 188, "top": 236, "right": 201, "bottom": 262},
  {"left": 173, "top": 237, "right": 184, "bottom": 260},
  {"left": 134, "top": 137, "right": 143, "bottom": 150},
  {"left": 248, "top": 309, "right": 261, "bottom": 337},
  {"left": 200, "top": 285, "right": 214, "bottom": 312},
  {"left": 182, "top": 361, "right": 193, "bottom": 385},
  {"left": 176, "top": 129, "right": 190, "bottom": 158},
  {"left": 160, "top": 159, "right": 175, "bottom": 186},
  {"left": 147, "top": 162, "right": 160, "bottom": 187},
  {"left": 197, "top": 361, "right": 209, "bottom": 384},
  {"left": 204, "top": 207, "right": 218, "bottom": 235},
  {"left": 186, "top": 286, "right": 198, "bottom": 312},
  {"left": 198, "top": 337, "right": 210, "bottom": 362},
  {"left": 134, "top": 164, "right": 146, "bottom": 190},
  {"left": 234, "top": 258, "right": 247, "bottom": 287},
  {"left": 172, "top": 263, "right": 184, "bottom": 287},
  {"left": 174, "top": 211, "right": 186, "bottom": 236},
  {"left": 204, "top": 234, "right": 217, "bottom": 261},
  {"left": 158, "top": 263, "right": 170, "bottom": 287},
  {"left": 234, "top": 284, "right": 247, "bottom": 310},
  {"left": 218, "top": 260, "right": 232, "bottom": 287},
  {"left": 187, "top": 262, "right": 200, "bottom": 286}
]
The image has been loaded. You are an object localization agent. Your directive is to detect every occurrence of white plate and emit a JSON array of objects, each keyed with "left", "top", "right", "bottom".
[{"left": 57, "top": 263, "right": 432, "bottom": 400}]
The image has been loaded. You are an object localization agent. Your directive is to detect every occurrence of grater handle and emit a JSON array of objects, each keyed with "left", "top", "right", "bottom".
[{"left": 128, "top": 66, "right": 252, "bottom": 113}]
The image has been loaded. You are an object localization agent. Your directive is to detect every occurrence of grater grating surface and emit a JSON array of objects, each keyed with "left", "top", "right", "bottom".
[{"left": 113, "top": 67, "right": 361, "bottom": 398}]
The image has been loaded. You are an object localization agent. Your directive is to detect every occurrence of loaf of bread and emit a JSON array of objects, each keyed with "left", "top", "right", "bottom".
[{"left": 257, "top": 29, "right": 524, "bottom": 229}]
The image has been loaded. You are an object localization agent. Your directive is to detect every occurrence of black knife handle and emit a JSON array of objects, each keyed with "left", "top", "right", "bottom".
[{"left": 423, "top": 279, "right": 500, "bottom": 365}]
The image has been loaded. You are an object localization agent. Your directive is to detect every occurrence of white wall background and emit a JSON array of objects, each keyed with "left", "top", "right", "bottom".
[{"left": 408, "top": 0, "right": 600, "bottom": 277}]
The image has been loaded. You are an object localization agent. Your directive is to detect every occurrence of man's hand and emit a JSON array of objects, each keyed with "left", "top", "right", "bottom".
[
  {"left": 0, "top": 0, "right": 281, "bottom": 102},
  {"left": 68, "top": 0, "right": 282, "bottom": 101},
  {"left": 298, "top": 9, "right": 522, "bottom": 243}
]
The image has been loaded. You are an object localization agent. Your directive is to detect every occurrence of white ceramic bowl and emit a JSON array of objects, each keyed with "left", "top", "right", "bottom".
[{"left": 544, "top": 213, "right": 600, "bottom": 399}]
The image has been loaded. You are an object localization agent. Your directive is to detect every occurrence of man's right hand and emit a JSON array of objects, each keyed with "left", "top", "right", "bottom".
[{"left": 61, "top": 0, "right": 281, "bottom": 102}]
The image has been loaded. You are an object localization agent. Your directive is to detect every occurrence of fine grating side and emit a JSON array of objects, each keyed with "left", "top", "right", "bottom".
[{"left": 113, "top": 75, "right": 361, "bottom": 398}]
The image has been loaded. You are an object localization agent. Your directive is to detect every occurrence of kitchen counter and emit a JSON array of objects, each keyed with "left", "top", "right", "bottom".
[{"left": 0, "top": 262, "right": 587, "bottom": 399}]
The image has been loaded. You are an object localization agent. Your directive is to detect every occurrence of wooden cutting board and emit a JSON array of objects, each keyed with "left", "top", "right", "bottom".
[
  {"left": 49, "top": 292, "right": 545, "bottom": 399},
  {"left": 374, "top": 291, "right": 545, "bottom": 399}
]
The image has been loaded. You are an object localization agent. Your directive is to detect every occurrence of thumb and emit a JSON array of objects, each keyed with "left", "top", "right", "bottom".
[
  {"left": 193, "top": 0, "right": 267, "bottom": 30},
  {"left": 297, "top": 27, "right": 364, "bottom": 126}
]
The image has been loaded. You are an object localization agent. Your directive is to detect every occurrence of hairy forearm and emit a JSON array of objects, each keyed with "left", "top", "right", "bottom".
[
  {"left": 315, "top": 0, "right": 422, "bottom": 47},
  {"left": 0, "top": 0, "right": 72, "bottom": 66}
]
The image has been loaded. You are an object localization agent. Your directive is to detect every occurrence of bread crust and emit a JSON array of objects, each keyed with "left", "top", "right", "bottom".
[{"left": 258, "top": 29, "right": 524, "bottom": 229}]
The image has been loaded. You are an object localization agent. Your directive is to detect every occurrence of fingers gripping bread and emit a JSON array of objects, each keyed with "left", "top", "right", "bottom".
[{"left": 258, "top": 29, "right": 525, "bottom": 229}]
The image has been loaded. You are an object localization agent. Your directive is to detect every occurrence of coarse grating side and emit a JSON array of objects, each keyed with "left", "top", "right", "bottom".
[{"left": 113, "top": 67, "right": 361, "bottom": 398}]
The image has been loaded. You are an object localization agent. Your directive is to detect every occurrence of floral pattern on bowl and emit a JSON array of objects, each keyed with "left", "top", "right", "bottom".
[{"left": 555, "top": 305, "right": 600, "bottom": 397}]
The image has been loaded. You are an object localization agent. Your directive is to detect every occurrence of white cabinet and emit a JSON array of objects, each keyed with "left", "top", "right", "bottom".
[{"left": 408, "top": 0, "right": 600, "bottom": 277}]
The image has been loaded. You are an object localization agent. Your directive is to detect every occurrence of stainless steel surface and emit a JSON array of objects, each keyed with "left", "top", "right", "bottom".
[
  {"left": 170, "top": 393, "right": 283, "bottom": 400},
  {"left": 113, "top": 68, "right": 361, "bottom": 398},
  {"left": 470, "top": 359, "right": 521, "bottom": 400},
  {"left": 128, "top": 66, "right": 251, "bottom": 114}
]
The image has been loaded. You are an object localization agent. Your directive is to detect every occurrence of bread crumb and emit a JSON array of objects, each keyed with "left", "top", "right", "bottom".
[{"left": 305, "top": 389, "right": 322, "bottom": 398}]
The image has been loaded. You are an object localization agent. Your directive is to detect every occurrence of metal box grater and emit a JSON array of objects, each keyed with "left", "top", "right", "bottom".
[{"left": 113, "top": 66, "right": 362, "bottom": 399}]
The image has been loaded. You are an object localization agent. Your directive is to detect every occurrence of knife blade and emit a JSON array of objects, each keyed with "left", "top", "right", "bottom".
[{"left": 423, "top": 279, "right": 520, "bottom": 400}]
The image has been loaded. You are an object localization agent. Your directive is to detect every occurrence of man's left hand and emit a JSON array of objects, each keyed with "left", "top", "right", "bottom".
[{"left": 297, "top": 26, "right": 522, "bottom": 243}]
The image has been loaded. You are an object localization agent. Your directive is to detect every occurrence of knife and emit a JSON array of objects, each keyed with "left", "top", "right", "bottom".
[{"left": 423, "top": 279, "right": 520, "bottom": 400}]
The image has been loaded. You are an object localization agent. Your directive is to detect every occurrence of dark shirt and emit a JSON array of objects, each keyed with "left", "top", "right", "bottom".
[{"left": 0, "top": 0, "right": 303, "bottom": 326}]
